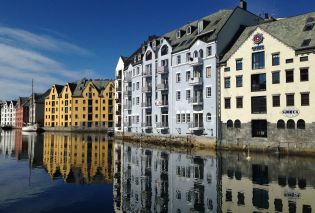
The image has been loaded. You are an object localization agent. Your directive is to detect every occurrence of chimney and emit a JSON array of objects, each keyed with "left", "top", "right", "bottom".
[{"left": 240, "top": 0, "right": 247, "bottom": 11}]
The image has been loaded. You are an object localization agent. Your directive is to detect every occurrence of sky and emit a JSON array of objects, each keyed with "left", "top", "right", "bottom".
[{"left": 0, "top": 0, "right": 314, "bottom": 100}]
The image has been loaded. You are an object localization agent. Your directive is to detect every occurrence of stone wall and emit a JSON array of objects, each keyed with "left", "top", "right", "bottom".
[
  {"left": 44, "top": 126, "right": 114, "bottom": 133},
  {"left": 219, "top": 122, "right": 315, "bottom": 154}
]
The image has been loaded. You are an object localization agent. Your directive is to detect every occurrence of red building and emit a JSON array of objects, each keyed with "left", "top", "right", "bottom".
[{"left": 15, "top": 97, "right": 29, "bottom": 128}]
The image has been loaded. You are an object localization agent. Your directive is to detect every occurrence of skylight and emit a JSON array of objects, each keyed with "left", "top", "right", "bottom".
[
  {"left": 301, "top": 39, "right": 311, "bottom": 47},
  {"left": 303, "top": 23, "right": 315, "bottom": 31}
]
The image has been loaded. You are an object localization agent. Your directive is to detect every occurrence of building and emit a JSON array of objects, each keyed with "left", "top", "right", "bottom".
[
  {"left": 0, "top": 101, "right": 17, "bottom": 128},
  {"left": 219, "top": 12, "right": 315, "bottom": 148},
  {"left": 44, "top": 79, "right": 115, "bottom": 131},
  {"left": 29, "top": 90, "right": 51, "bottom": 126},
  {"left": 115, "top": 1, "right": 262, "bottom": 140},
  {"left": 15, "top": 97, "right": 29, "bottom": 128}
]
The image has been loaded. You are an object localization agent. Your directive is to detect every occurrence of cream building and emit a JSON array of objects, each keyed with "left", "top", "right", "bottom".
[{"left": 220, "top": 12, "right": 315, "bottom": 149}]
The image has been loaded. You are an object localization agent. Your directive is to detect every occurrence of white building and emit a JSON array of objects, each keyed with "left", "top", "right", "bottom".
[{"left": 1, "top": 101, "right": 17, "bottom": 128}]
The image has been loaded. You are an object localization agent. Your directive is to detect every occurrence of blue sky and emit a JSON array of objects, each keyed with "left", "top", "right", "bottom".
[{"left": 0, "top": 0, "right": 314, "bottom": 100}]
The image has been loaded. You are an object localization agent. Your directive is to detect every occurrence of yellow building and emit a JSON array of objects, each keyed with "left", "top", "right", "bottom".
[
  {"left": 44, "top": 79, "right": 115, "bottom": 131},
  {"left": 43, "top": 132, "right": 114, "bottom": 183}
]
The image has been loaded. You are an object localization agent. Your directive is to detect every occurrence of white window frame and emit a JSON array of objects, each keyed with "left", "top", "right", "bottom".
[
  {"left": 176, "top": 91, "right": 181, "bottom": 101},
  {"left": 176, "top": 114, "right": 181, "bottom": 123},
  {"left": 206, "top": 87, "right": 211, "bottom": 98},
  {"left": 176, "top": 73, "right": 181, "bottom": 83},
  {"left": 206, "top": 113, "right": 212, "bottom": 122},
  {"left": 206, "top": 66, "right": 212, "bottom": 78}
]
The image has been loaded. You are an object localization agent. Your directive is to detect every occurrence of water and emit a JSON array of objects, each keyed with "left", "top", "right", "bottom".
[{"left": 0, "top": 131, "right": 314, "bottom": 213}]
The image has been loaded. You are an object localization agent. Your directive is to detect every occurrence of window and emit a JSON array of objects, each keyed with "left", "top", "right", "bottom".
[
  {"left": 251, "top": 74, "right": 266, "bottom": 92},
  {"left": 236, "top": 97, "right": 243, "bottom": 108},
  {"left": 287, "top": 119, "right": 295, "bottom": 129},
  {"left": 225, "top": 98, "right": 231, "bottom": 109},
  {"left": 277, "top": 120, "right": 285, "bottom": 129},
  {"left": 235, "top": 120, "right": 241, "bottom": 128},
  {"left": 136, "top": 97, "right": 139, "bottom": 105},
  {"left": 136, "top": 82, "right": 140, "bottom": 90},
  {"left": 301, "top": 39, "right": 311, "bottom": 47},
  {"left": 193, "top": 50, "right": 198, "bottom": 58},
  {"left": 176, "top": 30, "right": 181, "bottom": 39},
  {"left": 297, "top": 119, "right": 305, "bottom": 129},
  {"left": 251, "top": 96, "right": 267, "bottom": 114},
  {"left": 252, "top": 51, "right": 265, "bottom": 69},
  {"left": 301, "top": 93, "right": 309, "bottom": 106},
  {"left": 186, "top": 113, "right": 190, "bottom": 123},
  {"left": 206, "top": 66, "right": 212, "bottom": 78},
  {"left": 176, "top": 91, "right": 181, "bottom": 101},
  {"left": 186, "top": 71, "right": 190, "bottom": 81},
  {"left": 273, "top": 95, "right": 280, "bottom": 107},
  {"left": 224, "top": 77, "right": 230, "bottom": 88},
  {"left": 177, "top": 55, "right": 181, "bottom": 65},
  {"left": 207, "top": 46, "right": 212, "bottom": 56},
  {"left": 286, "top": 70, "right": 294, "bottom": 83},
  {"left": 198, "top": 21, "right": 203, "bottom": 34},
  {"left": 272, "top": 71, "right": 280, "bottom": 84},
  {"left": 236, "top": 76, "right": 243, "bottom": 87},
  {"left": 300, "top": 68, "right": 309, "bottom": 81},
  {"left": 286, "top": 94, "right": 295, "bottom": 106},
  {"left": 181, "top": 114, "right": 186, "bottom": 123},
  {"left": 206, "top": 113, "right": 211, "bottom": 122},
  {"left": 252, "top": 120, "right": 267, "bottom": 137},
  {"left": 272, "top": 53, "right": 280, "bottom": 66},
  {"left": 206, "top": 87, "right": 211, "bottom": 97},
  {"left": 304, "top": 23, "right": 315, "bottom": 31},
  {"left": 176, "top": 73, "right": 181, "bottom": 83},
  {"left": 300, "top": 56, "right": 308, "bottom": 62},
  {"left": 286, "top": 58, "right": 293, "bottom": 63},
  {"left": 161, "top": 45, "right": 168, "bottom": 56},
  {"left": 186, "top": 52, "right": 191, "bottom": 62},
  {"left": 199, "top": 49, "right": 204, "bottom": 58},
  {"left": 236, "top": 59, "right": 243, "bottom": 70},
  {"left": 186, "top": 26, "right": 191, "bottom": 35},
  {"left": 224, "top": 67, "right": 230, "bottom": 72},
  {"left": 186, "top": 90, "right": 191, "bottom": 100},
  {"left": 227, "top": 120, "right": 233, "bottom": 128},
  {"left": 176, "top": 114, "right": 180, "bottom": 123}
]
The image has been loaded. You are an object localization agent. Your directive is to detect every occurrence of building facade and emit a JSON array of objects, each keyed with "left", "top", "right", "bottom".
[
  {"left": 220, "top": 12, "right": 315, "bottom": 148},
  {"left": 0, "top": 101, "right": 17, "bottom": 128},
  {"left": 44, "top": 79, "right": 115, "bottom": 130},
  {"left": 29, "top": 90, "right": 51, "bottom": 126},
  {"left": 15, "top": 97, "right": 29, "bottom": 128},
  {"left": 115, "top": 3, "right": 261, "bottom": 139}
]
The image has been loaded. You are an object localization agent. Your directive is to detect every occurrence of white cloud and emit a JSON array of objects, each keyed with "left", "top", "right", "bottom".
[{"left": 0, "top": 26, "right": 95, "bottom": 100}]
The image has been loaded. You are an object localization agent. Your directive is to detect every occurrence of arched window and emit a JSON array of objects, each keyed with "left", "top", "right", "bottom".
[
  {"left": 227, "top": 120, "right": 233, "bottom": 128},
  {"left": 194, "top": 50, "right": 198, "bottom": 58},
  {"left": 287, "top": 119, "right": 295, "bottom": 129},
  {"left": 206, "top": 113, "right": 211, "bottom": 122},
  {"left": 145, "top": 51, "right": 152, "bottom": 61},
  {"left": 234, "top": 120, "right": 241, "bottom": 128},
  {"left": 297, "top": 119, "right": 305, "bottom": 129},
  {"left": 199, "top": 49, "right": 204, "bottom": 58},
  {"left": 161, "top": 45, "right": 168, "bottom": 56},
  {"left": 277, "top": 120, "right": 285, "bottom": 129}
]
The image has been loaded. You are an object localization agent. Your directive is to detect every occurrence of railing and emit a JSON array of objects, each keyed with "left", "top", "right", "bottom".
[
  {"left": 188, "top": 122, "right": 204, "bottom": 129},
  {"left": 141, "top": 86, "right": 152, "bottom": 93},
  {"left": 156, "top": 83, "right": 168, "bottom": 91},
  {"left": 124, "top": 75, "right": 131, "bottom": 82},
  {"left": 124, "top": 122, "right": 132, "bottom": 127},
  {"left": 143, "top": 69, "right": 152, "bottom": 77},
  {"left": 116, "top": 74, "right": 122, "bottom": 80},
  {"left": 123, "top": 103, "right": 132, "bottom": 110},
  {"left": 189, "top": 77, "right": 203, "bottom": 85},
  {"left": 189, "top": 57, "right": 203, "bottom": 66},
  {"left": 141, "top": 102, "right": 152, "bottom": 108},
  {"left": 155, "top": 100, "right": 168, "bottom": 107},
  {"left": 156, "top": 122, "right": 169, "bottom": 129},
  {"left": 157, "top": 66, "right": 169, "bottom": 74},
  {"left": 188, "top": 96, "right": 203, "bottom": 105},
  {"left": 123, "top": 87, "right": 132, "bottom": 96},
  {"left": 116, "top": 86, "right": 122, "bottom": 92},
  {"left": 141, "top": 122, "right": 152, "bottom": 128}
]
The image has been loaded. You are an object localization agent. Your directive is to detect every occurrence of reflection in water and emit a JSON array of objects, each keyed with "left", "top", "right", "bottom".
[
  {"left": 0, "top": 131, "right": 315, "bottom": 212},
  {"left": 43, "top": 133, "right": 114, "bottom": 184}
]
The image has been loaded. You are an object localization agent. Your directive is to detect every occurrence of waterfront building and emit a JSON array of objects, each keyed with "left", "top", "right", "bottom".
[
  {"left": 44, "top": 79, "right": 115, "bottom": 131},
  {"left": 29, "top": 90, "right": 51, "bottom": 126},
  {"left": 219, "top": 12, "right": 315, "bottom": 148},
  {"left": 15, "top": 97, "right": 29, "bottom": 128},
  {"left": 0, "top": 101, "right": 17, "bottom": 128},
  {"left": 115, "top": 1, "right": 261, "bottom": 140}
]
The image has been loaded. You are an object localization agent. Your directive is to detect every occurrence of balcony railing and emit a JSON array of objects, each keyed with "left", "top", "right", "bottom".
[
  {"left": 123, "top": 103, "right": 132, "bottom": 110},
  {"left": 123, "top": 87, "right": 132, "bottom": 96},
  {"left": 157, "top": 66, "right": 169, "bottom": 74},
  {"left": 141, "top": 102, "right": 152, "bottom": 108},
  {"left": 188, "top": 96, "right": 203, "bottom": 105},
  {"left": 141, "top": 122, "right": 152, "bottom": 128},
  {"left": 124, "top": 75, "right": 131, "bottom": 82},
  {"left": 188, "top": 122, "right": 204, "bottom": 130},
  {"left": 124, "top": 122, "right": 132, "bottom": 127},
  {"left": 116, "top": 74, "right": 122, "bottom": 80},
  {"left": 155, "top": 100, "right": 168, "bottom": 107},
  {"left": 156, "top": 122, "right": 169, "bottom": 129},
  {"left": 189, "top": 57, "right": 203, "bottom": 66},
  {"left": 189, "top": 77, "right": 203, "bottom": 86},
  {"left": 156, "top": 83, "right": 168, "bottom": 91},
  {"left": 141, "top": 85, "right": 152, "bottom": 93},
  {"left": 143, "top": 69, "right": 152, "bottom": 77}
]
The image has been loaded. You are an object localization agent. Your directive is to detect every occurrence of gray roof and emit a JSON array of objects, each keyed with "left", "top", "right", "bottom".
[
  {"left": 221, "top": 12, "right": 315, "bottom": 62},
  {"left": 71, "top": 79, "right": 112, "bottom": 97}
]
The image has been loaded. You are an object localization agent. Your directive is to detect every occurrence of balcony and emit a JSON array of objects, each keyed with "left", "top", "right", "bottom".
[
  {"left": 142, "top": 85, "right": 152, "bottom": 93},
  {"left": 124, "top": 122, "right": 132, "bottom": 128},
  {"left": 116, "top": 74, "right": 122, "bottom": 80},
  {"left": 189, "top": 77, "right": 203, "bottom": 86},
  {"left": 143, "top": 69, "right": 152, "bottom": 77},
  {"left": 123, "top": 102, "right": 132, "bottom": 110},
  {"left": 116, "top": 86, "right": 122, "bottom": 92},
  {"left": 189, "top": 57, "right": 203, "bottom": 66},
  {"left": 156, "top": 122, "right": 169, "bottom": 129},
  {"left": 141, "top": 102, "right": 152, "bottom": 108},
  {"left": 123, "top": 87, "right": 132, "bottom": 96},
  {"left": 115, "top": 98, "right": 121, "bottom": 104},
  {"left": 188, "top": 122, "right": 204, "bottom": 131},
  {"left": 124, "top": 75, "right": 131, "bottom": 83},
  {"left": 141, "top": 122, "right": 152, "bottom": 129},
  {"left": 155, "top": 100, "right": 168, "bottom": 107},
  {"left": 156, "top": 83, "right": 168, "bottom": 91},
  {"left": 188, "top": 96, "right": 203, "bottom": 105},
  {"left": 157, "top": 66, "right": 169, "bottom": 74}
]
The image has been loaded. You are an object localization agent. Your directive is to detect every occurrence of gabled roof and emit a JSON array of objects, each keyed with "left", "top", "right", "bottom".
[
  {"left": 71, "top": 79, "right": 112, "bottom": 97},
  {"left": 221, "top": 11, "right": 315, "bottom": 62},
  {"left": 54, "top": 85, "right": 64, "bottom": 94}
]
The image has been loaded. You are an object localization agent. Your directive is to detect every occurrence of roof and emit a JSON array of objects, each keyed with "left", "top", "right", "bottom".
[
  {"left": 71, "top": 79, "right": 112, "bottom": 97},
  {"left": 54, "top": 85, "right": 64, "bottom": 94},
  {"left": 221, "top": 12, "right": 315, "bottom": 62}
]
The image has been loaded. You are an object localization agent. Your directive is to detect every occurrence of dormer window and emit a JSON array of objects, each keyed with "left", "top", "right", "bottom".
[
  {"left": 301, "top": 39, "right": 311, "bottom": 47},
  {"left": 134, "top": 56, "right": 137, "bottom": 63},
  {"left": 152, "top": 41, "right": 156, "bottom": 49},
  {"left": 186, "top": 26, "right": 192, "bottom": 35},
  {"left": 198, "top": 21, "right": 203, "bottom": 34},
  {"left": 138, "top": 54, "right": 141, "bottom": 61},
  {"left": 176, "top": 30, "right": 181, "bottom": 39}
]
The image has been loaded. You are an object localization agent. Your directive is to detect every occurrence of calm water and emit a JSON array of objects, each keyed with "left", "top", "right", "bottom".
[{"left": 0, "top": 131, "right": 314, "bottom": 213}]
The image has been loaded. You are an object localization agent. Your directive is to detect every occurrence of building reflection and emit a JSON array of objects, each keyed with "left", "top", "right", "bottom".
[
  {"left": 43, "top": 133, "right": 114, "bottom": 184},
  {"left": 113, "top": 142, "right": 218, "bottom": 212}
]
